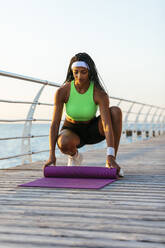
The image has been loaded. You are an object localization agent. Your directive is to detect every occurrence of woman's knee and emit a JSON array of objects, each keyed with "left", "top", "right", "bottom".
[
  {"left": 110, "top": 106, "right": 122, "bottom": 121},
  {"left": 57, "top": 135, "right": 71, "bottom": 151},
  {"left": 57, "top": 132, "right": 79, "bottom": 154}
]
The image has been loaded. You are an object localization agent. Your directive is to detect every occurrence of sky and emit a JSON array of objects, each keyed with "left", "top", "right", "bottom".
[{"left": 0, "top": 0, "right": 164, "bottom": 121}]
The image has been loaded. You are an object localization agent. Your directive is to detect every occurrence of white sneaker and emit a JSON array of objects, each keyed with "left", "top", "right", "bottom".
[
  {"left": 67, "top": 151, "right": 83, "bottom": 166},
  {"left": 119, "top": 168, "right": 124, "bottom": 177}
]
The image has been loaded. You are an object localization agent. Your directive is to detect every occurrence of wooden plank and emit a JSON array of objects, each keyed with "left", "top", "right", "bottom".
[{"left": 0, "top": 226, "right": 165, "bottom": 244}]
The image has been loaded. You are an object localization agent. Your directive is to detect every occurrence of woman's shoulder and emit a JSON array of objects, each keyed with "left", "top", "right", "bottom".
[
  {"left": 58, "top": 81, "right": 70, "bottom": 90},
  {"left": 55, "top": 81, "right": 71, "bottom": 103},
  {"left": 94, "top": 85, "right": 109, "bottom": 104}
]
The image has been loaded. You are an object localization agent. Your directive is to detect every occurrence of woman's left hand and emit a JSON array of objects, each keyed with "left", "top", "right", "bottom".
[{"left": 106, "top": 155, "right": 120, "bottom": 174}]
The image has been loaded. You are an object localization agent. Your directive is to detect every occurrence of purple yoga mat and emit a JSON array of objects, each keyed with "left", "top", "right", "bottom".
[{"left": 19, "top": 166, "right": 118, "bottom": 189}]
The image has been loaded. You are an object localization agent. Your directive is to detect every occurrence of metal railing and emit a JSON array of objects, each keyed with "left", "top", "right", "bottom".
[{"left": 0, "top": 69, "right": 165, "bottom": 165}]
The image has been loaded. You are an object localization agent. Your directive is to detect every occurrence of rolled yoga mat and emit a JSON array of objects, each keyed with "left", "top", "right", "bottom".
[{"left": 19, "top": 166, "right": 118, "bottom": 189}]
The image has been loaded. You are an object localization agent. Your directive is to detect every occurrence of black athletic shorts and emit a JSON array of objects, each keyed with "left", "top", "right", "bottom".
[{"left": 60, "top": 116, "right": 105, "bottom": 148}]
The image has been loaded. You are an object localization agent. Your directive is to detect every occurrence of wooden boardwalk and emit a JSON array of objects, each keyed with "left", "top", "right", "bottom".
[{"left": 0, "top": 135, "right": 165, "bottom": 248}]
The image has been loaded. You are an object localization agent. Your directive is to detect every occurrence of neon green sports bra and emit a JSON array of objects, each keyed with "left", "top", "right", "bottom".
[{"left": 65, "top": 80, "right": 98, "bottom": 121}]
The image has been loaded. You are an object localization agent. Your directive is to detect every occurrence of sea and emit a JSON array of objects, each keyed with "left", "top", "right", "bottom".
[{"left": 0, "top": 123, "right": 152, "bottom": 169}]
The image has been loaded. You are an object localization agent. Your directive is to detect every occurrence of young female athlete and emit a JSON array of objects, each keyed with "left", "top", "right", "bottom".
[{"left": 44, "top": 52, "right": 124, "bottom": 176}]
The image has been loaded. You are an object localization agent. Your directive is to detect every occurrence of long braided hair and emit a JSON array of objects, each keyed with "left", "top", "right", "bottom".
[{"left": 64, "top": 52, "right": 109, "bottom": 95}]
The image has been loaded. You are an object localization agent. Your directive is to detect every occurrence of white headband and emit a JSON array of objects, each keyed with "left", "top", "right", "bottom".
[{"left": 71, "top": 61, "right": 90, "bottom": 70}]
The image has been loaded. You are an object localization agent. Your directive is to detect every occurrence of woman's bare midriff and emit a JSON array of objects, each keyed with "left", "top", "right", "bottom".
[{"left": 66, "top": 116, "right": 94, "bottom": 124}]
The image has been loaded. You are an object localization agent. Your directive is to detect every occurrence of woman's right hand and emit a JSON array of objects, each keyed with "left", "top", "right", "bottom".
[{"left": 43, "top": 154, "right": 56, "bottom": 170}]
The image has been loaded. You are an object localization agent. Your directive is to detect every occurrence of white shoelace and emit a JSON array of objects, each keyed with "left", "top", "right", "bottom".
[{"left": 67, "top": 151, "right": 83, "bottom": 166}]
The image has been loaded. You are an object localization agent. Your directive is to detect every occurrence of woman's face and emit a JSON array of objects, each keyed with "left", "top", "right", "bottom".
[{"left": 72, "top": 67, "right": 89, "bottom": 84}]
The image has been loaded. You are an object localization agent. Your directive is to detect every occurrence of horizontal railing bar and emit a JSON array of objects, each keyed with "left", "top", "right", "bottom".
[
  {"left": 0, "top": 154, "right": 26, "bottom": 160},
  {"left": 0, "top": 134, "right": 49, "bottom": 141},
  {"left": 0, "top": 149, "right": 50, "bottom": 161},
  {"left": 31, "top": 149, "right": 50, "bottom": 155},
  {"left": 1, "top": 99, "right": 163, "bottom": 116},
  {"left": 1, "top": 114, "right": 164, "bottom": 123},
  {"left": 123, "top": 121, "right": 165, "bottom": 126},
  {"left": 116, "top": 110, "right": 165, "bottom": 117},
  {"left": 0, "top": 99, "right": 53, "bottom": 106},
  {"left": 1, "top": 98, "right": 162, "bottom": 110},
  {"left": 0, "top": 70, "right": 60, "bottom": 87},
  {"left": 1, "top": 122, "right": 164, "bottom": 141},
  {"left": 0, "top": 119, "right": 51, "bottom": 122},
  {"left": 0, "top": 98, "right": 164, "bottom": 112},
  {"left": 122, "top": 111, "right": 146, "bottom": 115},
  {"left": 110, "top": 96, "right": 165, "bottom": 110}
]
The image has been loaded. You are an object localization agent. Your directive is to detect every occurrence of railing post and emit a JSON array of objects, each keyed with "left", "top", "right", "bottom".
[
  {"left": 21, "top": 84, "right": 46, "bottom": 164},
  {"left": 150, "top": 107, "right": 159, "bottom": 137},
  {"left": 124, "top": 102, "right": 135, "bottom": 131},
  {"left": 117, "top": 99, "right": 122, "bottom": 107},
  {"left": 156, "top": 109, "right": 164, "bottom": 135},
  {"left": 161, "top": 114, "right": 165, "bottom": 134},
  {"left": 135, "top": 104, "right": 145, "bottom": 132},
  {"left": 143, "top": 106, "right": 153, "bottom": 136}
]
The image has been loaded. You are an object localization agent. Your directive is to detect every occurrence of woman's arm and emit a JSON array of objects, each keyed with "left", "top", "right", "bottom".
[
  {"left": 95, "top": 90, "right": 120, "bottom": 171},
  {"left": 98, "top": 93, "right": 115, "bottom": 148},
  {"left": 50, "top": 88, "right": 64, "bottom": 150},
  {"left": 44, "top": 87, "right": 64, "bottom": 167}
]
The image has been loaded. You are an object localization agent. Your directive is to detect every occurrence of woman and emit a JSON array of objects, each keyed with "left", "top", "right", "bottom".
[{"left": 44, "top": 52, "right": 123, "bottom": 176}]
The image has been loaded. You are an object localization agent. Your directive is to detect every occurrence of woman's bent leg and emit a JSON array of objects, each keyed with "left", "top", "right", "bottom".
[{"left": 57, "top": 129, "right": 80, "bottom": 156}]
